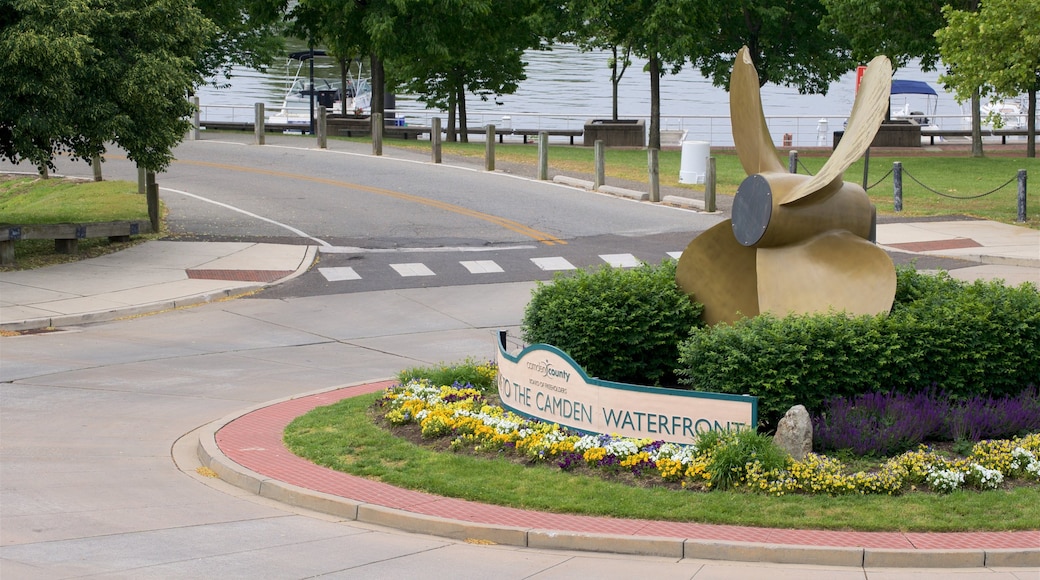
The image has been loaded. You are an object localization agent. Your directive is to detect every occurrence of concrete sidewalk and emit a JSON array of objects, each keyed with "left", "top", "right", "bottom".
[
  {"left": 1, "top": 218, "right": 1036, "bottom": 332},
  {"left": 1, "top": 242, "right": 315, "bottom": 331}
]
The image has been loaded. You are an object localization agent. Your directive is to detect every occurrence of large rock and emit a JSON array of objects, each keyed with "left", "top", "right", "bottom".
[{"left": 774, "top": 405, "right": 813, "bottom": 461}]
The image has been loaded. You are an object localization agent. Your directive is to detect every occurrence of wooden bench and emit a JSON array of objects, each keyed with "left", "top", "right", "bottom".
[
  {"left": 0, "top": 221, "right": 154, "bottom": 266},
  {"left": 920, "top": 128, "right": 1032, "bottom": 145},
  {"left": 459, "top": 127, "right": 584, "bottom": 144}
]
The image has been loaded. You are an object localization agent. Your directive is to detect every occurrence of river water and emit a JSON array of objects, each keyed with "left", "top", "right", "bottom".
[{"left": 197, "top": 44, "right": 966, "bottom": 148}]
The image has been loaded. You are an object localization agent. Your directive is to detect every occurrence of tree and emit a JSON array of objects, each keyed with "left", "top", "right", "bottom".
[
  {"left": 563, "top": 0, "right": 635, "bottom": 121},
  {"left": 692, "top": 0, "right": 853, "bottom": 93},
  {"left": 937, "top": 0, "right": 1039, "bottom": 158},
  {"left": 0, "top": 0, "right": 217, "bottom": 172},
  {"left": 367, "top": 0, "right": 550, "bottom": 142},
  {"left": 196, "top": 0, "right": 286, "bottom": 84},
  {"left": 822, "top": 0, "right": 989, "bottom": 157}
]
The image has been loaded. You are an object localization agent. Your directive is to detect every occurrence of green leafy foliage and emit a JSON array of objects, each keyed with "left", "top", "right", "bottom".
[
  {"left": 694, "top": 428, "right": 790, "bottom": 491},
  {"left": 396, "top": 358, "right": 498, "bottom": 394},
  {"left": 677, "top": 267, "right": 1040, "bottom": 427},
  {"left": 522, "top": 260, "right": 702, "bottom": 386}
]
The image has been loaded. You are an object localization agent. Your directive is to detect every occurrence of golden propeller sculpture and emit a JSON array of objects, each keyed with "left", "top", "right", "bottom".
[{"left": 676, "top": 47, "right": 896, "bottom": 325}]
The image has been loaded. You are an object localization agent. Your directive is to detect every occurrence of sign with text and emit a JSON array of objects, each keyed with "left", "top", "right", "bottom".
[{"left": 496, "top": 331, "right": 757, "bottom": 444}]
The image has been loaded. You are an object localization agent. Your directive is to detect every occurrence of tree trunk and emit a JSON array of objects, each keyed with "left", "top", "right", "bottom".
[
  {"left": 447, "top": 90, "right": 457, "bottom": 143},
  {"left": 457, "top": 78, "right": 468, "bottom": 144},
  {"left": 611, "top": 46, "right": 619, "bottom": 121},
  {"left": 649, "top": 54, "right": 661, "bottom": 151},
  {"left": 339, "top": 58, "right": 348, "bottom": 115},
  {"left": 1028, "top": 88, "right": 1036, "bottom": 159},
  {"left": 370, "top": 53, "right": 385, "bottom": 118},
  {"left": 970, "top": 91, "right": 982, "bottom": 155}
]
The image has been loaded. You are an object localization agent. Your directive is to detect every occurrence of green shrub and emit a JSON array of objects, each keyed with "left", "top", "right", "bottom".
[
  {"left": 521, "top": 260, "right": 702, "bottom": 386},
  {"left": 396, "top": 358, "right": 498, "bottom": 393},
  {"left": 677, "top": 268, "right": 1040, "bottom": 427},
  {"left": 696, "top": 428, "right": 790, "bottom": 491}
]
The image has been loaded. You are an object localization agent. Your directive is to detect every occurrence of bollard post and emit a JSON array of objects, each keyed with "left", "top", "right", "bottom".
[
  {"left": 893, "top": 161, "right": 903, "bottom": 212},
  {"left": 485, "top": 125, "right": 495, "bottom": 171},
  {"left": 648, "top": 148, "right": 660, "bottom": 202},
  {"left": 254, "top": 103, "right": 265, "bottom": 145},
  {"left": 537, "top": 132, "right": 548, "bottom": 180},
  {"left": 91, "top": 155, "right": 102, "bottom": 181},
  {"left": 317, "top": 106, "right": 327, "bottom": 149},
  {"left": 372, "top": 112, "right": 383, "bottom": 156},
  {"left": 137, "top": 166, "right": 146, "bottom": 194},
  {"left": 788, "top": 150, "right": 798, "bottom": 174},
  {"left": 431, "top": 117, "right": 442, "bottom": 164},
  {"left": 594, "top": 140, "right": 605, "bottom": 189},
  {"left": 705, "top": 157, "right": 717, "bottom": 212},
  {"left": 1018, "top": 169, "right": 1028, "bottom": 223},
  {"left": 146, "top": 171, "right": 159, "bottom": 232},
  {"left": 190, "top": 96, "right": 200, "bottom": 141}
]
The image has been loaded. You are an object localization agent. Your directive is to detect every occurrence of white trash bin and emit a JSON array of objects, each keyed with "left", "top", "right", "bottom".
[{"left": 679, "top": 140, "right": 710, "bottom": 184}]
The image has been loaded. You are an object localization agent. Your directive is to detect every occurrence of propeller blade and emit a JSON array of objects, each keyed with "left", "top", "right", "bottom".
[
  {"left": 676, "top": 220, "right": 760, "bottom": 325},
  {"left": 780, "top": 55, "right": 893, "bottom": 205},
  {"left": 756, "top": 230, "right": 896, "bottom": 318},
  {"left": 730, "top": 46, "right": 785, "bottom": 176}
]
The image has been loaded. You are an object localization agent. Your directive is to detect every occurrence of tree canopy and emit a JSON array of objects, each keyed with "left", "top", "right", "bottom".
[
  {"left": 0, "top": 0, "right": 217, "bottom": 172},
  {"left": 937, "top": 0, "right": 1038, "bottom": 157}
]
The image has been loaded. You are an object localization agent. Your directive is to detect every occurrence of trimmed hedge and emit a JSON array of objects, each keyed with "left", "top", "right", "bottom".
[
  {"left": 677, "top": 268, "right": 1040, "bottom": 427},
  {"left": 521, "top": 260, "right": 702, "bottom": 386}
]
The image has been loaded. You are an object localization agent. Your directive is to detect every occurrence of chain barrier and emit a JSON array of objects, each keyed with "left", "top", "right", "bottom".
[
  {"left": 865, "top": 168, "right": 893, "bottom": 191},
  {"left": 902, "top": 167, "right": 1017, "bottom": 200},
  {"left": 796, "top": 159, "right": 815, "bottom": 176}
]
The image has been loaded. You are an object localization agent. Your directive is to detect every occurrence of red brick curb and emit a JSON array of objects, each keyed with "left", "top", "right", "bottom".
[{"left": 201, "top": 381, "right": 1040, "bottom": 567}]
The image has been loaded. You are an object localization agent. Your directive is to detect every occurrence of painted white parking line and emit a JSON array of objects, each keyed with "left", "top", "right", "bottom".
[
  {"left": 391, "top": 263, "right": 436, "bottom": 277},
  {"left": 531, "top": 257, "right": 576, "bottom": 271},
  {"left": 318, "top": 266, "right": 361, "bottom": 282},
  {"left": 667, "top": 251, "right": 683, "bottom": 260},
  {"left": 460, "top": 260, "right": 504, "bottom": 274},
  {"left": 600, "top": 253, "right": 642, "bottom": 268}
]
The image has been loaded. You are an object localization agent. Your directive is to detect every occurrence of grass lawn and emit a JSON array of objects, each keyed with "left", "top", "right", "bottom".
[
  {"left": 366, "top": 137, "right": 1040, "bottom": 229},
  {"left": 0, "top": 175, "right": 157, "bottom": 270},
  {"left": 284, "top": 392, "right": 1040, "bottom": 532}
]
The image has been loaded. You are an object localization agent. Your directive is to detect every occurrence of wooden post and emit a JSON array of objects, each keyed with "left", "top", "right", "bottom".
[
  {"left": 648, "top": 148, "right": 660, "bottom": 202},
  {"left": 431, "top": 117, "right": 442, "bottom": 163},
  {"left": 372, "top": 112, "right": 383, "bottom": 156},
  {"left": 485, "top": 125, "right": 495, "bottom": 171},
  {"left": 146, "top": 171, "right": 159, "bottom": 232},
  {"left": 254, "top": 103, "right": 265, "bottom": 145},
  {"left": 137, "top": 166, "right": 146, "bottom": 194},
  {"left": 705, "top": 157, "right": 717, "bottom": 212},
  {"left": 538, "top": 132, "right": 548, "bottom": 180},
  {"left": 317, "top": 106, "right": 327, "bottom": 149},
  {"left": 91, "top": 155, "right": 102, "bottom": 181},
  {"left": 190, "top": 96, "right": 200, "bottom": 141},
  {"left": 788, "top": 150, "right": 798, "bottom": 174},
  {"left": 594, "top": 140, "right": 605, "bottom": 189}
]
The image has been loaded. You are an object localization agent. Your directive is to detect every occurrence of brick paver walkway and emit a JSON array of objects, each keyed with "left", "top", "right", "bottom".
[{"left": 215, "top": 382, "right": 1040, "bottom": 551}]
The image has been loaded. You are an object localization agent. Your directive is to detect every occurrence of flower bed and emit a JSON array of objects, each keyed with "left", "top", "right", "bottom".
[{"left": 378, "top": 379, "right": 1040, "bottom": 496}]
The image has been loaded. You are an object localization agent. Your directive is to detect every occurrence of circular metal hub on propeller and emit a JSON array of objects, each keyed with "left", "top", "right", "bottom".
[{"left": 731, "top": 174, "right": 772, "bottom": 247}]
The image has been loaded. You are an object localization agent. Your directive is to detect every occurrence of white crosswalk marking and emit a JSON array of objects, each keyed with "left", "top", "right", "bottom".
[
  {"left": 667, "top": 251, "right": 683, "bottom": 260},
  {"left": 460, "top": 260, "right": 504, "bottom": 274},
  {"left": 318, "top": 266, "right": 361, "bottom": 282},
  {"left": 600, "top": 253, "right": 642, "bottom": 268},
  {"left": 531, "top": 257, "right": 576, "bottom": 271},
  {"left": 391, "top": 263, "right": 436, "bottom": 277}
]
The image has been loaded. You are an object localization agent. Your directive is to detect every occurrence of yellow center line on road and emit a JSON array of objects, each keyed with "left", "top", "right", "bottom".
[{"left": 176, "top": 158, "right": 567, "bottom": 246}]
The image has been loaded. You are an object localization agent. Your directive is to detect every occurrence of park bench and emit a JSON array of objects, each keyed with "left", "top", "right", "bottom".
[
  {"left": 920, "top": 128, "right": 1032, "bottom": 146},
  {"left": 0, "top": 221, "right": 153, "bottom": 266}
]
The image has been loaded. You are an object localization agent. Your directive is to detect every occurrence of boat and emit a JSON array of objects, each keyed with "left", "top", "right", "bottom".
[
  {"left": 978, "top": 97, "right": 1028, "bottom": 131},
  {"left": 267, "top": 50, "right": 372, "bottom": 126},
  {"left": 889, "top": 79, "right": 940, "bottom": 129}
]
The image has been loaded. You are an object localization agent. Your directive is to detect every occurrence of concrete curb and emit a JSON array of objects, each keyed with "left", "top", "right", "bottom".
[{"left": 194, "top": 383, "right": 1040, "bottom": 569}]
